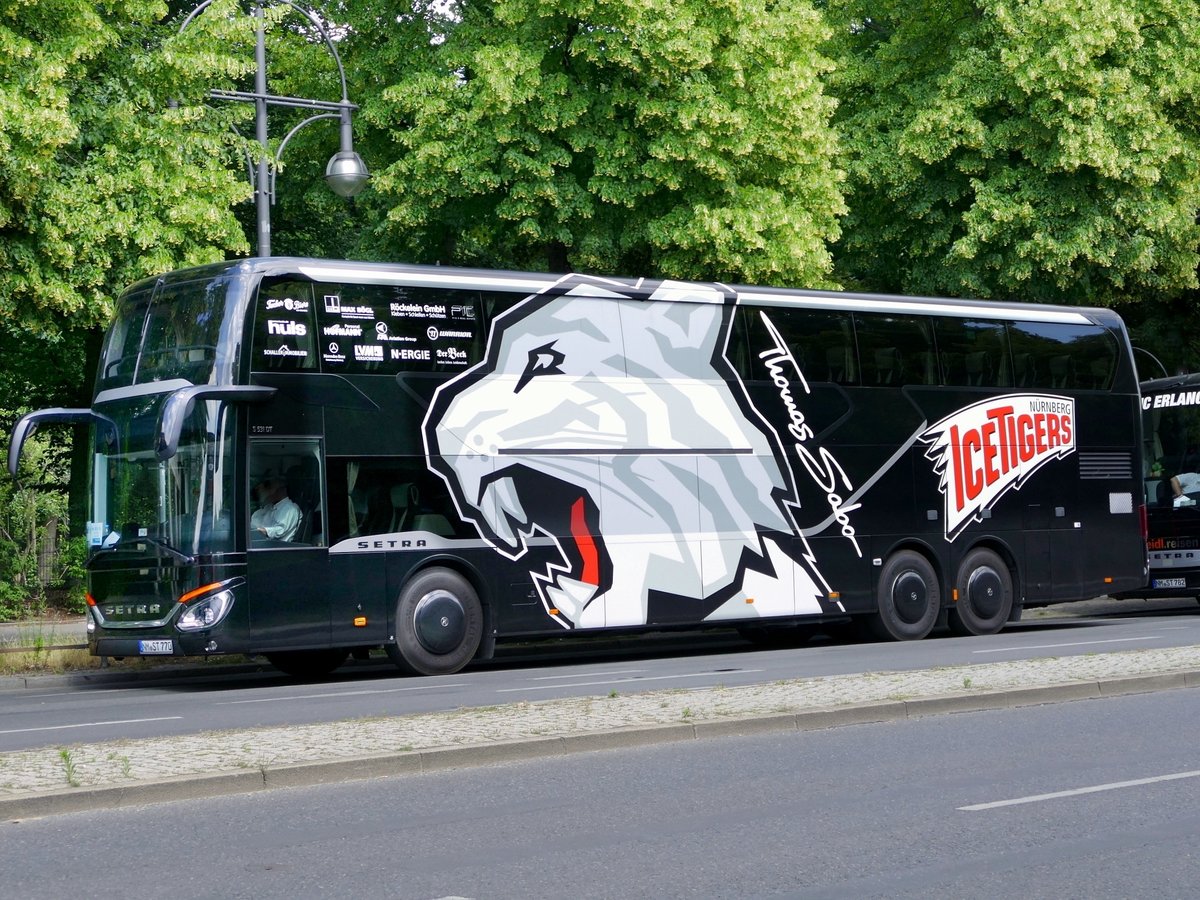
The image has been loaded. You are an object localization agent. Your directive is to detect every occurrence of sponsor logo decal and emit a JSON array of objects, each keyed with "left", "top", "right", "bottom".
[
  {"left": 263, "top": 344, "right": 309, "bottom": 358},
  {"left": 265, "top": 297, "right": 309, "bottom": 312},
  {"left": 390, "top": 302, "right": 447, "bottom": 318},
  {"left": 391, "top": 348, "right": 431, "bottom": 361},
  {"left": 921, "top": 394, "right": 1075, "bottom": 540},
  {"left": 267, "top": 319, "right": 306, "bottom": 336},
  {"left": 427, "top": 326, "right": 473, "bottom": 341},
  {"left": 323, "top": 323, "right": 362, "bottom": 338},
  {"left": 354, "top": 344, "right": 384, "bottom": 362}
]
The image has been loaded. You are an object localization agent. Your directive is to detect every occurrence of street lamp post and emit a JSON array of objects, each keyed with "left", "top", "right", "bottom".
[{"left": 179, "top": 0, "right": 369, "bottom": 256}]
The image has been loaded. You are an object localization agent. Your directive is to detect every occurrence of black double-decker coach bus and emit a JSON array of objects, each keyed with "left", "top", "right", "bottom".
[{"left": 7, "top": 258, "right": 1148, "bottom": 676}]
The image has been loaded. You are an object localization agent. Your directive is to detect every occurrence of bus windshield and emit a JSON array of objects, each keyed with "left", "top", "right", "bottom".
[
  {"left": 89, "top": 391, "right": 236, "bottom": 559},
  {"left": 97, "top": 272, "right": 242, "bottom": 391},
  {"left": 1144, "top": 388, "right": 1200, "bottom": 510}
]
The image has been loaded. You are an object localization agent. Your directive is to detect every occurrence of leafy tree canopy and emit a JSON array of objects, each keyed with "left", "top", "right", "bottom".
[
  {"left": 827, "top": 0, "right": 1200, "bottom": 306},
  {"left": 0, "top": 0, "right": 251, "bottom": 349},
  {"left": 359, "top": 0, "right": 846, "bottom": 286}
]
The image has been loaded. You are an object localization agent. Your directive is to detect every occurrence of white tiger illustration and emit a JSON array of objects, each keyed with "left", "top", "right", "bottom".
[{"left": 423, "top": 275, "right": 827, "bottom": 628}]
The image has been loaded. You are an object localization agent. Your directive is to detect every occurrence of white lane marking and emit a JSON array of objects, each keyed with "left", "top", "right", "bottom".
[
  {"left": 22, "top": 688, "right": 135, "bottom": 699},
  {"left": 0, "top": 716, "right": 183, "bottom": 736},
  {"left": 527, "top": 669, "right": 645, "bottom": 681},
  {"left": 495, "top": 669, "right": 762, "bottom": 693},
  {"left": 959, "top": 769, "right": 1200, "bottom": 811},
  {"left": 972, "top": 637, "right": 1161, "bottom": 654},
  {"left": 220, "top": 682, "right": 471, "bottom": 705}
]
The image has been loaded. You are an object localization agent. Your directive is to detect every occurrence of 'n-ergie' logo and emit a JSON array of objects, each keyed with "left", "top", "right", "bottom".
[{"left": 920, "top": 394, "right": 1075, "bottom": 541}]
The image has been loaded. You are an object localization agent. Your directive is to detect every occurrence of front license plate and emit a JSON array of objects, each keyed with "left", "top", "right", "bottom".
[
  {"left": 1152, "top": 577, "right": 1187, "bottom": 589},
  {"left": 138, "top": 639, "right": 174, "bottom": 655}
]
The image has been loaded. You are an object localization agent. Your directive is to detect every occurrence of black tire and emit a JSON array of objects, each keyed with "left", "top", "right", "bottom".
[
  {"left": 386, "top": 568, "right": 483, "bottom": 676},
  {"left": 868, "top": 550, "right": 940, "bottom": 641},
  {"left": 947, "top": 548, "right": 1013, "bottom": 636},
  {"left": 265, "top": 648, "right": 349, "bottom": 678}
]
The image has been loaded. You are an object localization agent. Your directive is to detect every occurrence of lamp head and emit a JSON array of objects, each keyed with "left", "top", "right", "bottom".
[{"left": 324, "top": 150, "right": 370, "bottom": 198}]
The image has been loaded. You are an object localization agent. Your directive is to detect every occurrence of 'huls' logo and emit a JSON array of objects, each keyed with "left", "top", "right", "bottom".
[{"left": 920, "top": 394, "right": 1075, "bottom": 541}]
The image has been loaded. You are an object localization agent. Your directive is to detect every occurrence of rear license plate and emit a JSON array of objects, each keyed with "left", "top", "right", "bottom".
[
  {"left": 138, "top": 639, "right": 174, "bottom": 655},
  {"left": 1152, "top": 577, "right": 1187, "bottom": 589}
]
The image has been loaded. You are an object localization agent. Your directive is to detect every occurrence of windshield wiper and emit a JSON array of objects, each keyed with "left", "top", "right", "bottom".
[{"left": 94, "top": 535, "right": 194, "bottom": 565}]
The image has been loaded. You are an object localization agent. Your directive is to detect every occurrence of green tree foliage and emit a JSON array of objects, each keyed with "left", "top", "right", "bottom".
[
  {"left": 0, "top": 0, "right": 251, "bottom": 349},
  {"left": 0, "top": 425, "right": 73, "bottom": 619},
  {"left": 827, "top": 0, "right": 1200, "bottom": 306},
  {"left": 0, "top": 0, "right": 263, "bottom": 602},
  {"left": 357, "top": 0, "right": 846, "bottom": 285}
]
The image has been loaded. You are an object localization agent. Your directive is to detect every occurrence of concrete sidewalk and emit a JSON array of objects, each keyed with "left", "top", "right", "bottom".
[{"left": 2, "top": 642, "right": 1199, "bottom": 820}]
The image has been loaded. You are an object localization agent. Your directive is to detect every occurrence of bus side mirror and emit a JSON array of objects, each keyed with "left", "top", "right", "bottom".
[
  {"left": 7, "top": 408, "right": 118, "bottom": 478},
  {"left": 155, "top": 385, "right": 278, "bottom": 461}
]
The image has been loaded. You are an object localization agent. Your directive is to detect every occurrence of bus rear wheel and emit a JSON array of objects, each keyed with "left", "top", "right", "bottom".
[
  {"left": 869, "top": 550, "right": 940, "bottom": 641},
  {"left": 387, "top": 568, "right": 483, "bottom": 676},
  {"left": 947, "top": 548, "right": 1013, "bottom": 636},
  {"left": 265, "top": 648, "right": 349, "bottom": 678}
]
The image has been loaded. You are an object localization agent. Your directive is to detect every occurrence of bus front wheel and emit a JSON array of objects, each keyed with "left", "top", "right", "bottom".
[
  {"left": 387, "top": 568, "right": 483, "bottom": 676},
  {"left": 869, "top": 550, "right": 940, "bottom": 641},
  {"left": 947, "top": 548, "right": 1013, "bottom": 636}
]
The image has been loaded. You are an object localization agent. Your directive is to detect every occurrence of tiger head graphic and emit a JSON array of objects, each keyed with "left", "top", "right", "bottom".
[{"left": 423, "top": 275, "right": 827, "bottom": 628}]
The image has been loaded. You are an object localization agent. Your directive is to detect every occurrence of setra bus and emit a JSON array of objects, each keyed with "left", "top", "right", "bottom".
[
  {"left": 7, "top": 258, "right": 1149, "bottom": 676},
  {"left": 1123, "top": 372, "right": 1200, "bottom": 603}
]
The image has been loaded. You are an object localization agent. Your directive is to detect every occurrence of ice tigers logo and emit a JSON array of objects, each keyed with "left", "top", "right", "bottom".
[
  {"left": 920, "top": 394, "right": 1075, "bottom": 540},
  {"left": 423, "top": 274, "right": 833, "bottom": 629}
]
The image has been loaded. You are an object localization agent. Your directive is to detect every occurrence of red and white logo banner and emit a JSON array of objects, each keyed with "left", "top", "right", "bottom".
[{"left": 920, "top": 394, "right": 1075, "bottom": 541}]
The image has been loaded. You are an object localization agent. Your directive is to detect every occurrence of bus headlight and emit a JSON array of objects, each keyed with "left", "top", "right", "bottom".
[{"left": 176, "top": 590, "right": 235, "bottom": 632}]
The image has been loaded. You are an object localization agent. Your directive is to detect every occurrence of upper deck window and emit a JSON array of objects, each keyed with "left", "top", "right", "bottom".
[
  {"left": 98, "top": 277, "right": 232, "bottom": 389},
  {"left": 251, "top": 278, "right": 489, "bottom": 376}
]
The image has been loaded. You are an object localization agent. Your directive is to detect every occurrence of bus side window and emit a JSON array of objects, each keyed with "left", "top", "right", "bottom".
[
  {"left": 934, "top": 318, "right": 1010, "bottom": 388},
  {"left": 736, "top": 307, "right": 856, "bottom": 386},
  {"left": 855, "top": 313, "right": 933, "bottom": 386},
  {"left": 252, "top": 280, "right": 318, "bottom": 372},
  {"left": 327, "top": 457, "right": 470, "bottom": 544},
  {"left": 1007, "top": 321, "right": 1119, "bottom": 391},
  {"left": 248, "top": 440, "right": 324, "bottom": 547}
]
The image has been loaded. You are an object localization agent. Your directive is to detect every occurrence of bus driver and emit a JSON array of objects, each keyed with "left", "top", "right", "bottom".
[{"left": 251, "top": 475, "right": 302, "bottom": 541}]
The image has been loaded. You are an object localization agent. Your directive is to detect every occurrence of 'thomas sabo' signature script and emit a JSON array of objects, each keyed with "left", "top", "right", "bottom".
[{"left": 757, "top": 314, "right": 862, "bottom": 557}]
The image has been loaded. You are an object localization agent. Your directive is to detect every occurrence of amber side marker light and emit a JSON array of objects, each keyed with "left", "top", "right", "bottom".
[
  {"left": 178, "top": 582, "right": 225, "bottom": 604},
  {"left": 354, "top": 616, "right": 367, "bottom": 627},
  {"left": 1104, "top": 577, "right": 1114, "bottom": 584}
]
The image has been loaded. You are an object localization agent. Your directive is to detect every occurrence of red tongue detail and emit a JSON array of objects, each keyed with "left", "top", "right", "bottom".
[{"left": 570, "top": 496, "right": 600, "bottom": 586}]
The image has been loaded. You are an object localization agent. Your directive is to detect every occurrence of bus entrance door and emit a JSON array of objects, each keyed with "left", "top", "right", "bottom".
[{"left": 247, "top": 547, "right": 332, "bottom": 650}]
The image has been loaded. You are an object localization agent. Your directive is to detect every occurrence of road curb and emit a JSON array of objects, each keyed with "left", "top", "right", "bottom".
[{"left": 4, "top": 668, "right": 1198, "bottom": 821}]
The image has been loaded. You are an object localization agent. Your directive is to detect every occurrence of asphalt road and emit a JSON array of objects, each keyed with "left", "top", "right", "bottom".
[
  {"left": 1, "top": 687, "right": 1196, "bottom": 899},
  {"left": 0, "top": 598, "right": 1197, "bottom": 753}
]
